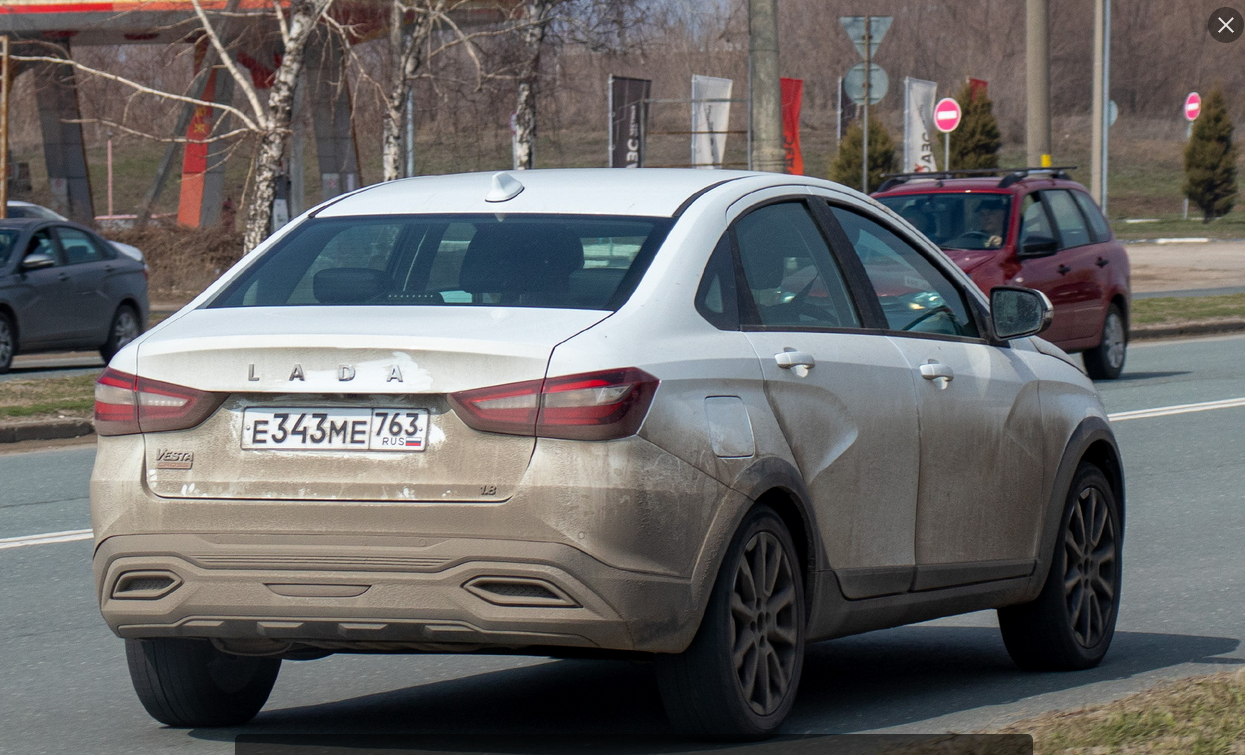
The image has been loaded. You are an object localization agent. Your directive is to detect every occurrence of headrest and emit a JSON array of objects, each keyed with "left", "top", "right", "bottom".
[
  {"left": 458, "top": 223, "right": 584, "bottom": 294},
  {"left": 313, "top": 267, "right": 393, "bottom": 304}
]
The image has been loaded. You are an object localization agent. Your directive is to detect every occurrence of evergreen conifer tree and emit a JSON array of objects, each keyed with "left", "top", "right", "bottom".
[
  {"left": 943, "top": 81, "right": 1001, "bottom": 170},
  {"left": 1184, "top": 85, "right": 1238, "bottom": 223},
  {"left": 830, "top": 119, "right": 897, "bottom": 193}
]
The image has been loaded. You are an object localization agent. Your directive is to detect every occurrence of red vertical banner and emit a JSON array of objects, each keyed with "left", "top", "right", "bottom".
[
  {"left": 781, "top": 77, "right": 804, "bottom": 175},
  {"left": 178, "top": 41, "right": 214, "bottom": 227},
  {"left": 968, "top": 77, "right": 989, "bottom": 101}
]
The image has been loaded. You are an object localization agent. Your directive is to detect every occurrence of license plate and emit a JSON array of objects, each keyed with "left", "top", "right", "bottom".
[{"left": 242, "top": 408, "right": 429, "bottom": 452}]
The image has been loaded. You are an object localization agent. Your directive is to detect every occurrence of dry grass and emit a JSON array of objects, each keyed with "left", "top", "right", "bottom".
[
  {"left": 0, "top": 373, "right": 98, "bottom": 420},
  {"left": 999, "top": 670, "right": 1245, "bottom": 755},
  {"left": 1132, "top": 293, "right": 1245, "bottom": 326},
  {"left": 108, "top": 223, "right": 245, "bottom": 302}
]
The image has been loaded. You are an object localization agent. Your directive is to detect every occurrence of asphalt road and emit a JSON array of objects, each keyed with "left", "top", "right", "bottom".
[{"left": 3, "top": 334, "right": 1245, "bottom": 754}]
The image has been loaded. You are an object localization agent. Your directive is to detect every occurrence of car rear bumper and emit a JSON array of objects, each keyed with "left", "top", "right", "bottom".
[{"left": 94, "top": 533, "right": 694, "bottom": 653}]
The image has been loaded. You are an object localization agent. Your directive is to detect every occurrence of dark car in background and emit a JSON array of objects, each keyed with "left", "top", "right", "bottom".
[
  {"left": 873, "top": 168, "right": 1131, "bottom": 379},
  {"left": 0, "top": 218, "right": 149, "bottom": 373}
]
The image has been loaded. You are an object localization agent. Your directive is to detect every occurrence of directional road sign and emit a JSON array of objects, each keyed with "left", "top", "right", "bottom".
[
  {"left": 1185, "top": 92, "right": 1202, "bottom": 121},
  {"left": 934, "top": 98, "right": 962, "bottom": 133},
  {"left": 843, "top": 63, "right": 889, "bottom": 106},
  {"left": 839, "top": 16, "right": 892, "bottom": 60}
]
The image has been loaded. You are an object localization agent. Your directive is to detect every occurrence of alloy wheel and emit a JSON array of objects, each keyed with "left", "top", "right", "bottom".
[
  {"left": 0, "top": 319, "right": 11, "bottom": 367},
  {"left": 114, "top": 309, "right": 139, "bottom": 350},
  {"left": 1063, "top": 483, "right": 1118, "bottom": 648},
  {"left": 730, "top": 530, "right": 799, "bottom": 716},
  {"left": 1103, "top": 312, "right": 1126, "bottom": 370}
]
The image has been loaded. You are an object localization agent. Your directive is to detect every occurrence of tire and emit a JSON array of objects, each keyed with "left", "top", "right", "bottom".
[
  {"left": 125, "top": 638, "right": 281, "bottom": 727},
  {"left": 1083, "top": 304, "right": 1127, "bottom": 380},
  {"left": 655, "top": 505, "right": 805, "bottom": 741},
  {"left": 0, "top": 312, "right": 13, "bottom": 374},
  {"left": 998, "top": 463, "right": 1122, "bottom": 671},
  {"left": 100, "top": 304, "right": 142, "bottom": 363}
]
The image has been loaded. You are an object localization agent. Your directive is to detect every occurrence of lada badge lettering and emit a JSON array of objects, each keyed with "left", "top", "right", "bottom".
[
  {"left": 154, "top": 449, "right": 194, "bottom": 470},
  {"left": 289, "top": 364, "right": 305, "bottom": 381},
  {"left": 338, "top": 365, "right": 356, "bottom": 381},
  {"left": 387, "top": 366, "right": 403, "bottom": 383},
  {"left": 248, "top": 364, "right": 259, "bottom": 381}
]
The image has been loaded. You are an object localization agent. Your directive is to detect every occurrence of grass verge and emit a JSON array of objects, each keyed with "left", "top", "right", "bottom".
[
  {"left": 1001, "top": 670, "right": 1245, "bottom": 755},
  {"left": 1132, "top": 293, "right": 1245, "bottom": 326},
  {"left": 0, "top": 373, "right": 98, "bottom": 420}
]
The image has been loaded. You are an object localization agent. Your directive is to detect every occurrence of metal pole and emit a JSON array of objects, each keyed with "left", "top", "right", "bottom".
[
  {"left": 945, "top": 132, "right": 950, "bottom": 172},
  {"left": 403, "top": 87, "right": 415, "bottom": 178},
  {"left": 1026, "top": 0, "right": 1051, "bottom": 166},
  {"left": 0, "top": 36, "right": 9, "bottom": 220},
  {"left": 607, "top": 75, "right": 614, "bottom": 167},
  {"left": 1091, "top": 0, "right": 1110, "bottom": 210},
  {"left": 747, "top": 0, "right": 784, "bottom": 172},
  {"left": 862, "top": 16, "right": 871, "bottom": 193},
  {"left": 1184, "top": 121, "right": 1192, "bottom": 220},
  {"left": 106, "top": 136, "right": 114, "bottom": 218}
]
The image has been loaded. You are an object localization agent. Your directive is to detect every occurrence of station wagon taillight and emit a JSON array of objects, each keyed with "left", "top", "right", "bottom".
[
  {"left": 449, "top": 368, "right": 659, "bottom": 441},
  {"left": 94, "top": 368, "right": 225, "bottom": 436}
]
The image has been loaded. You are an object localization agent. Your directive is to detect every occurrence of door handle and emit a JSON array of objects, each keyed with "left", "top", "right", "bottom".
[
  {"left": 57, "top": 272, "right": 70, "bottom": 282},
  {"left": 1095, "top": 257, "right": 1109, "bottom": 267},
  {"left": 774, "top": 351, "right": 815, "bottom": 369},
  {"left": 919, "top": 361, "right": 955, "bottom": 382},
  {"left": 1057, "top": 264, "right": 1072, "bottom": 275}
]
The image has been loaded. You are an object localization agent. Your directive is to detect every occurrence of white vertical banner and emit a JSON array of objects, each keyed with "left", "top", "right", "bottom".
[
  {"left": 903, "top": 77, "right": 939, "bottom": 172},
  {"left": 691, "top": 75, "right": 733, "bottom": 169}
]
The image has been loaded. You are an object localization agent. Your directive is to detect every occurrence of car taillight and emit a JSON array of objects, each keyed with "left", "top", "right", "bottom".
[
  {"left": 449, "top": 368, "right": 659, "bottom": 441},
  {"left": 94, "top": 368, "right": 225, "bottom": 436}
]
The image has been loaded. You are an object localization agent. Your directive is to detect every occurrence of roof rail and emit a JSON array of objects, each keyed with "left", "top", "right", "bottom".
[
  {"left": 874, "top": 166, "right": 1079, "bottom": 193},
  {"left": 996, "top": 166, "right": 1078, "bottom": 189},
  {"left": 876, "top": 169, "right": 1003, "bottom": 193}
]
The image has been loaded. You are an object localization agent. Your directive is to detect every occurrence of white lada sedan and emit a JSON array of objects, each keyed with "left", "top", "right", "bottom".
[{"left": 91, "top": 169, "right": 1124, "bottom": 740}]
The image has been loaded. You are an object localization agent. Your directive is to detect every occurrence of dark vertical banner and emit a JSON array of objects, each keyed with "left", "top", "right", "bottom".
[
  {"left": 969, "top": 77, "right": 989, "bottom": 100},
  {"left": 781, "top": 77, "right": 804, "bottom": 175},
  {"left": 609, "top": 76, "right": 652, "bottom": 168}
]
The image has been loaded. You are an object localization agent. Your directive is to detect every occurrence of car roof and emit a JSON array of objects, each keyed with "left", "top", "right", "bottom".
[
  {"left": 874, "top": 176, "right": 1088, "bottom": 196},
  {"left": 316, "top": 169, "right": 769, "bottom": 219}
]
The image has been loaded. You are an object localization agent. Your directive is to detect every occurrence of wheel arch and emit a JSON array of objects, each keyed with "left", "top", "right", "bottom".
[
  {"left": 1026, "top": 415, "right": 1123, "bottom": 602},
  {"left": 0, "top": 301, "right": 18, "bottom": 350}
]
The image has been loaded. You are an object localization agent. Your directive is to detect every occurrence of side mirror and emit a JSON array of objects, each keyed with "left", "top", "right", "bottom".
[
  {"left": 22, "top": 252, "right": 56, "bottom": 270},
  {"left": 991, "top": 286, "right": 1053, "bottom": 340},
  {"left": 1019, "top": 235, "right": 1059, "bottom": 257}
]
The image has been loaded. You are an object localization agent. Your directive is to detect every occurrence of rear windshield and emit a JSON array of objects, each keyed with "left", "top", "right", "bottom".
[
  {"left": 876, "top": 193, "right": 1013, "bottom": 251},
  {"left": 210, "top": 214, "right": 673, "bottom": 311}
]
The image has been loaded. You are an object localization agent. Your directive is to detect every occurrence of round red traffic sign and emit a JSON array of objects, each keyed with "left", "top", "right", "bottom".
[
  {"left": 1185, "top": 92, "right": 1202, "bottom": 121},
  {"left": 934, "top": 97, "right": 962, "bottom": 133}
]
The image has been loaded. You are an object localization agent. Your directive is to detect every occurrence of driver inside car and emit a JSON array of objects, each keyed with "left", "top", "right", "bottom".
[{"left": 975, "top": 200, "right": 1009, "bottom": 249}]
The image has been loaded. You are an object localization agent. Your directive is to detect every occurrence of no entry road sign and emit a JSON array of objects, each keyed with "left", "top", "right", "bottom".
[
  {"left": 934, "top": 98, "right": 962, "bottom": 133},
  {"left": 1185, "top": 92, "right": 1202, "bottom": 121}
]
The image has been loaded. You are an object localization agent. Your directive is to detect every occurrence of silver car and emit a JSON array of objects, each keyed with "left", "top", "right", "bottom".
[{"left": 91, "top": 169, "right": 1123, "bottom": 740}]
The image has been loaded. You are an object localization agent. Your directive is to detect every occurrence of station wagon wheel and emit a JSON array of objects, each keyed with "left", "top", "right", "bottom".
[
  {"left": 1083, "top": 304, "right": 1127, "bottom": 380},
  {"left": 1064, "top": 483, "right": 1118, "bottom": 648},
  {"left": 0, "top": 312, "right": 13, "bottom": 373},
  {"left": 655, "top": 504, "right": 805, "bottom": 740},
  {"left": 998, "top": 462, "right": 1122, "bottom": 671},
  {"left": 100, "top": 304, "right": 141, "bottom": 362}
]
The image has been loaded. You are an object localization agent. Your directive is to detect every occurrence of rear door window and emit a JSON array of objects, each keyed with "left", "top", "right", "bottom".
[
  {"left": 1044, "top": 190, "right": 1092, "bottom": 249},
  {"left": 211, "top": 214, "right": 672, "bottom": 311},
  {"left": 1071, "top": 191, "right": 1112, "bottom": 242},
  {"left": 732, "top": 202, "right": 861, "bottom": 330},
  {"left": 55, "top": 227, "right": 105, "bottom": 265}
]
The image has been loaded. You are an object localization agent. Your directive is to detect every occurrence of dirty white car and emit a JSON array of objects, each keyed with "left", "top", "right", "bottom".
[{"left": 92, "top": 169, "right": 1124, "bottom": 740}]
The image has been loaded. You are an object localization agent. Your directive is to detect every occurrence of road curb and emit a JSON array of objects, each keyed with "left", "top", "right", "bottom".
[
  {"left": 0, "top": 418, "right": 94, "bottom": 444},
  {"left": 1132, "top": 318, "right": 1245, "bottom": 341}
]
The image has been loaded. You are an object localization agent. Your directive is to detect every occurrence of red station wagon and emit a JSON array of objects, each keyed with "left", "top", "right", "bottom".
[{"left": 873, "top": 168, "right": 1131, "bottom": 379}]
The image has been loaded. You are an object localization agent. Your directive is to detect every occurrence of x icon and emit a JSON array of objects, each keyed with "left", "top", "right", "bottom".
[
  {"left": 1219, "top": 16, "right": 1235, "bottom": 33},
  {"left": 1210, "top": 6, "right": 1242, "bottom": 41}
]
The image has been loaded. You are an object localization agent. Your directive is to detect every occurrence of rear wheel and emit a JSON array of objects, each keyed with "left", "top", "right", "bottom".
[
  {"left": 1083, "top": 304, "right": 1127, "bottom": 380},
  {"left": 0, "top": 312, "right": 13, "bottom": 374},
  {"left": 655, "top": 505, "right": 805, "bottom": 741},
  {"left": 998, "top": 463, "right": 1122, "bottom": 671},
  {"left": 125, "top": 638, "right": 281, "bottom": 727},
  {"left": 100, "top": 304, "right": 141, "bottom": 362}
]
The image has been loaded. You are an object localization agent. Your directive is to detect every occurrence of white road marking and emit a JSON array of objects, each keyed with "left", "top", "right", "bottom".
[
  {"left": 1109, "top": 396, "right": 1245, "bottom": 422},
  {"left": 0, "top": 528, "right": 92, "bottom": 551}
]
